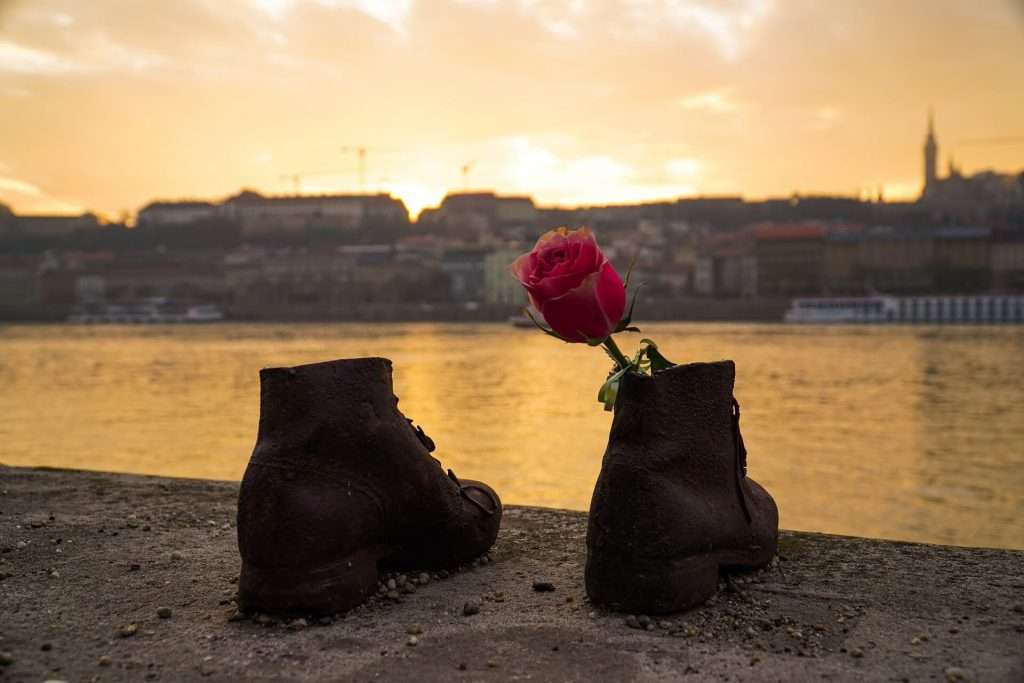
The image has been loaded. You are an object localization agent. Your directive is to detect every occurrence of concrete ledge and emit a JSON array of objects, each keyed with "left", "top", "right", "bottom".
[{"left": 0, "top": 466, "right": 1021, "bottom": 682}]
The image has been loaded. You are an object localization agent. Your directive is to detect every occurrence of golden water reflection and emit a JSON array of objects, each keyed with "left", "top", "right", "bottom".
[{"left": 1, "top": 323, "right": 1021, "bottom": 549}]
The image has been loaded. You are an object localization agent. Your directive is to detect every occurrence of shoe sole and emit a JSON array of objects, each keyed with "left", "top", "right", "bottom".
[
  {"left": 585, "top": 545, "right": 774, "bottom": 615},
  {"left": 238, "top": 545, "right": 387, "bottom": 616}
]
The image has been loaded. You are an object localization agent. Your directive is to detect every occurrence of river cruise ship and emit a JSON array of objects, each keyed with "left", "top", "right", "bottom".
[{"left": 784, "top": 295, "right": 1024, "bottom": 324}]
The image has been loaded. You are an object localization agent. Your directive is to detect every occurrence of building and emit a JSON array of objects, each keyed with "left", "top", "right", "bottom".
[
  {"left": 932, "top": 226, "right": 991, "bottom": 292},
  {"left": 419, "top": 192, "right": 537, "bottom": 242},
  {"left": 822, "top": 225, "right": 864, "bottom": 294},
  {"left": 221, "top": 190, "right": 408, "bottom": 237},
  {"left": 0, "top": 255, "right": 40, "bottom": 305},
  {"left": 8, "top": 213, "right": 99, "bottom": 237},
  {"left": 919, "top": 112, "right": 1024, "bottom": 215},
  {"left": 483, "top": 248, "right": 525, "bottom": 305},
  {"left": 992, "top": 230, "right": 1024, "bottom": 292},
  {"left": 859, "top": 226, "right": 935, "bottom": 293},
  {"left": 439, "top": 247, "right": 489, "bottom": 302},
  {"left": 695, "top": 230, "right": 756, "bottom": 297},
  {"left": 753, "top": 223, "right": 826, "bottom": 296},
  {"left": 137, "top": 201, "right": 217, "bottom": 227}
]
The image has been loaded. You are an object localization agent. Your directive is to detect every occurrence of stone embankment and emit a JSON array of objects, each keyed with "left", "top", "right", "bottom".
[{"left": 0, "top": 466, "right": 1021, "bottom": 681}]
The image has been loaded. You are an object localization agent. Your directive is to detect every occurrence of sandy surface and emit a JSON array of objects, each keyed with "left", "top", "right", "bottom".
[{"left": 0, "top": 465, "right": 1022, "bottom": 682}]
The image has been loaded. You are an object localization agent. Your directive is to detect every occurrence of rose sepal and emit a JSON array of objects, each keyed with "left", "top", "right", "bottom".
[
  {"left": 522, "top": 307, "right": 576, "bottom": 344},
  {"left": 639, "top": 338, "right": 676, "bottom": 372}
]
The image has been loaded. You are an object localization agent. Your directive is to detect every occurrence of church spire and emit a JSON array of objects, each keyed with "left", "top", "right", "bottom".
[{"left": 923, "top": 108, "right": 938, "bottom": 196}]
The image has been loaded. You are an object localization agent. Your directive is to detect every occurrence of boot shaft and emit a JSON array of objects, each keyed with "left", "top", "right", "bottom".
[
  {"left": 610, "top": 360, "right": 739, "bottom": 483},
  {"left": 256, "top": 357, "right": 397, "bottom": 442}
]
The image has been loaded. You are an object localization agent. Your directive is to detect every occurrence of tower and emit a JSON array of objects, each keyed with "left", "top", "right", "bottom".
[{"left": 923, "top": 109, "right": 938, "bottom": 196}]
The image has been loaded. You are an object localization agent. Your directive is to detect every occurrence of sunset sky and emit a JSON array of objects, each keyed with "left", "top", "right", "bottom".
[{"left": 1, "top": 0, "right": 1022, "bottom": 219}]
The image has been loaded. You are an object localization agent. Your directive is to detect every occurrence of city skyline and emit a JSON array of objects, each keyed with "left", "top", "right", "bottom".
[{"left": 1, "top": 0, "right": 1022, "bottom": 219}]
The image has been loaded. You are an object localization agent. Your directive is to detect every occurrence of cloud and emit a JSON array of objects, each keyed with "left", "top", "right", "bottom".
[
  {"left": 623, "top": 0, "right": 774, "bottom": 60},
  {"left": 666, "top": 158, "right": 704, "bottom": 177},
  {"left": 250, "top": 0, "right": 415, "bottom": 33},
  {"left": 0, "top": 176, "right": 43, "bottom": 196},
  {"left": 0, "top": 40, "right": 84, "bottom": 75},
  {"left": 677, "top": 89, "right": 737, "bottom": 112},
  {"left": 0, "top": 35, "right": 165, "bottom": 75}
]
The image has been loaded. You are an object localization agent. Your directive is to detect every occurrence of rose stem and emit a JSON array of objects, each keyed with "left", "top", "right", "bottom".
[{"left": 602, "top": 336, "right": 631, "bottom": 371}]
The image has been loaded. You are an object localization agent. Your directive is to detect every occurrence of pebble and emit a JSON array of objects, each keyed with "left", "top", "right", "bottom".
[
  {"left": 254, "top": 613, "right": 275, "bottom": 626},
  {"left": 400, "top": 583, "right": 416, "bottom": 594},
  {"left": 636, "top": 615, "right": 652, "bottom": 629},
  {"left": 386, "top": 590, "right": 401, "bottom": 601},
  {"left": 169, "top": 551, "right": 183, "bottom": 561},
  {"left": 287, "top": 618, "right": 307, "bottom": 630},
  {"left": 406, "top": 635, "right": 419, "bottom": 647},
  {"left": 119, "top": 624, "right": 138, "bottom": 638},
  {"left": 387, "top": 578, "right": 397, "bottom": 590},
  {"left": 849, "top": 647, "right": 864, "bottom": 658},
  {"left": 407, "top": 625, "right": 423, "bottom": 635},
  {"left": 156, "top": 606, "right": 172, "bottom": 619},
  {"left": 625, "top": 615, "right": 640, "bottom": 629},
  {"left": 418, "top": 572, "right": 430, "bottom": 585},
  {"left": 98, "top": 655, "right": 112, "bottom": 667},
  {"left": 318, "top": 616, "right": 334, "bottom": 626},
  {"left": 0, "top": 652, "right": 12, "bottom": 666},
  {"left": 16, "top": 541, "right": 27, "bottom": 549},
  {"left": 532, "top": 581, "right": 556, "bottom": 592},
  {"left": 944, "top": 666, "right": 974, "bottom": 682},
  {"left": 463, "top": 601, "right": 481, "bottom": 616}
]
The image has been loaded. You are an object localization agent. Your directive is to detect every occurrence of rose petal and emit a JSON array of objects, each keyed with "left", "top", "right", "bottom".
[{"left": 539, "top": 264, "right": 624, "bottom": 342}]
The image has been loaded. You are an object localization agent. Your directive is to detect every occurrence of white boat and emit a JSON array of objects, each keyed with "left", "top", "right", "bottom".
[
  {"left": 182, "top": 305, "right": 224, "bottom": 323},
  {"left": 68, "top": 301, "right": 225, "bottom": 324},
  {"left": 784, "top": 295, "right": 1024, "bottom": 324}
]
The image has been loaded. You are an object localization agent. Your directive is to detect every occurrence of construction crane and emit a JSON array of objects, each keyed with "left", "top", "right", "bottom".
[
  {"left": 958, "top": 136, "right": 1024, "bottom": 147},
  {"left": 340, "top": 146, "right": 394, "bottom": 193},
  {"left": 461, "top": 160, "right": 476, "bottom": 190}
]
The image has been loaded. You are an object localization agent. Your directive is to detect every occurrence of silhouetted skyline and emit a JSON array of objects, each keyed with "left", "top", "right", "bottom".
[{"left": 0, "top": 0, "right": 1022, "bottom": 218}]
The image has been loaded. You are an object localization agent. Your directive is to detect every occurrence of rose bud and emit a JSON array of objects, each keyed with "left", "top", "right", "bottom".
[{"left": 511, "top": 227, "right": 626, "bottom": 343}]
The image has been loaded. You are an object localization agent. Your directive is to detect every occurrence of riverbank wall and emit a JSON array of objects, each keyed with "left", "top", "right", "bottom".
[{"left": 1, "top": 466, "right": 1021, "bottom": 681}]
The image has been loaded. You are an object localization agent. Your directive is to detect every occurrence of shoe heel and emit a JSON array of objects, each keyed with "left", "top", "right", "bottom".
[
  {"left": 239, "top": 547, "right": 382, "bottom": 615},
  {"left": 585, "top": 551, "right": 719, "bottom": 615}
]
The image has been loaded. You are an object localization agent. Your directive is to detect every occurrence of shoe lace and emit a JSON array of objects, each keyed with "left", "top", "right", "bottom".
[
  {"left": 407, "top": 417, "right": 497, "bottom": 517},
  {"left": 732, "top": 398, "right": 753, "bottom": 524}
]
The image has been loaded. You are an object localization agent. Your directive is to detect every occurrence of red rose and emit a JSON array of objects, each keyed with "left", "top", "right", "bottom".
[{"left": 511, "top": 227, "right": 626, "bottom": 342}]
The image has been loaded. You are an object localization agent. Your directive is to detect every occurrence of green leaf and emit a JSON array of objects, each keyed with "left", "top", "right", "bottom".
[
  {"left": 640, "top": 338, "right": 676, "bottom": 372},
  {"left": 622, "top": 251, "right": 639, "bottom": 292},
  {"left": 597, "top": 364, "right": 630, "bottom": 411},
  {"left": 613, "top": 283, "right": 644, "bottom": 333}
]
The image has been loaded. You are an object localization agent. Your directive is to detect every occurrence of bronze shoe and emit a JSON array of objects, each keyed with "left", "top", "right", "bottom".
[
  {"left": 236, "top": 357, "right": 501, "bottom": 615},
  {"left": 585, "top": 360, "right": 778, "bottom": 614}
]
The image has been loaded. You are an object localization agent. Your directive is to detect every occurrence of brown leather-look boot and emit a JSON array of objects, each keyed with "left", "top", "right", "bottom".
[
  {"left": 237, "top": 357, "right": 501, "bottom": 615},
  {"left": 585, "top": 360, "right": 777, "bottom": 614}
]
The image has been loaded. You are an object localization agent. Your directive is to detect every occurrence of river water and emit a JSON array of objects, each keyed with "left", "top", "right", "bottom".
[{"left": 1, "top": 322, "right": 1021, "bottom": 550}]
